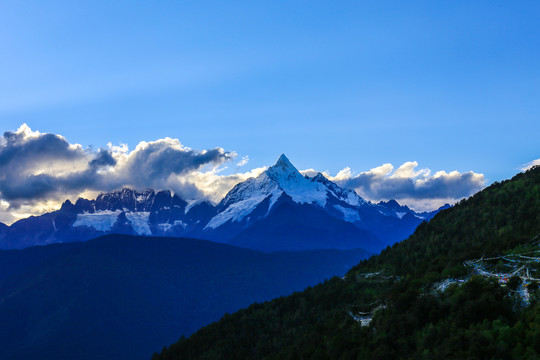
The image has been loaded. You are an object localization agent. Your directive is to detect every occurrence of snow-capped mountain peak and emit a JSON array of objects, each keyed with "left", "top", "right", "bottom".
[
  {"left": 205, "top": 155, "right": 368, "bottom": 229},
  {"left": 266, "top": 154, "right": 305, "bottom": 183},
  {"left": 264, "top": 155, "right": 329, "bottom": 207}
]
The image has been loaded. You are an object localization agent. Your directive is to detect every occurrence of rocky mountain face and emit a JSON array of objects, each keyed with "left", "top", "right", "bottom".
[
  {"left": 0, "top": 188, "right": 212, "bottom": 249},
  {"left": 0, "top": 155, "right": 446, "bottom": 252}
]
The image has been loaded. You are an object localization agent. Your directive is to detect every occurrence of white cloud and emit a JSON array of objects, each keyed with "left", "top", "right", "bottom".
[
  {"left": 0, "top": 124, "right": 236, "bottom": 223},
  {"left": 321, "top": 162, "right": 485, "bottom": 211},
  {"left": 521, "top": 158, "right": 540, "bottom": 171},
  {"left": 176, "top": 166, "right": 266, "bottom": 203},
  {"left": 237, "top": 156, "right": 249, "bottom": 167},
  {"left": 300, "top": 168, "right": 323, "bottom": 178}
]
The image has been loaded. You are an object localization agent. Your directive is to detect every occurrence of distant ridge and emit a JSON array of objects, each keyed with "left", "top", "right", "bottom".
[{"left": 0, "top": 234, "right": 371, "bottom": 360}]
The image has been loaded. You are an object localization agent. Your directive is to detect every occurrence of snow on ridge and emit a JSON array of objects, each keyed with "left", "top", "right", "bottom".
[
  {"left": 156, "top": 220, "right": 185, "bottom": 232},
  {"left": 343, "top": 189, "right": 365, "bottom": 207},
  {"left": 308, "top": 172, "right": 365, "bottom": 207},
  {"left": 125, "top": 212, "right": 151, "bottom": 235},
  {"left": 334, "top": 205, "right": 361, "bottom": 222},
  {"left": 279, "top": 178, "right": 327, "bottom": 207},
  {"left": 74, "top": 210, "right": 122, "bottom": 232},
  {"left": 265, "top": 160, "right": 329, "bottom": 207},
  {"left": 174, "top": 220, "right": 186, "bottom": 227},
  {"left": 206, "top": 193, "right": 271, "bottom": 229},
  {"left": 157, "top": 223, "right": 173, "bottom": 232},
  {"left": 396, "top": 212, "right": 406, "bottom": 219},
  {"left": 205, "top": 172, "right": 287, "bottom": 229},
  {"left": 136, "top": 194, "right": 147, "bottom": 202},
  {"left": 74, "top": 209, "right": 152, "bottom": 235}
]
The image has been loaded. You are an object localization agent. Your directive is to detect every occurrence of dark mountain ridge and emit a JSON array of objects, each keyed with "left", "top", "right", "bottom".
[{"left": 0, "top": 234, "right": 370, "bottom": 360}]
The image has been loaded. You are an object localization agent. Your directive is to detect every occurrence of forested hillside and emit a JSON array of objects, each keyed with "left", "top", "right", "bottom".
[{"left": 154, "top": 166, "right": 540, "bottom": 360}]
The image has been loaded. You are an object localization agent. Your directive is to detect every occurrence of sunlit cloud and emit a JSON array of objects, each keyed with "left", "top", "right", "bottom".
[
  {"left": 0, "top": 124, "right": 235, "bottom": 223},
  {"left": 175, "top": 166, "right": 266, "bottom": 203},
  {"left": 314, "top": 162, "right": 485, "bottom": 211},
  {"left": 521, "top": 158, "right": 540, "bottom": 171},
  {"left": 237, "top": 156, "right": 250, "bottom": 167}
]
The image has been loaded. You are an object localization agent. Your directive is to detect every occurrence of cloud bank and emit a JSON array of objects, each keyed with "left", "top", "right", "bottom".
[
  {"left": 0, "top": 124, "right": 487, "bottom": 223},
  {"left": 303, "top": 161, "right": 485, "bottom": 211},
  {"left": 0, "top": 124, "right": 235, "bottom": 222}
]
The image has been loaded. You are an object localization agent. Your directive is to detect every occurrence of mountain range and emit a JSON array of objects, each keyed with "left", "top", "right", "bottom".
[{"left": 0, "top": 155, "right": 445, "bottom": 252}]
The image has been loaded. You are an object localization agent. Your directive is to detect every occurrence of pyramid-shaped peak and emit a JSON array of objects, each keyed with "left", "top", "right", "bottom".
[
  {"left": 275, "top": 154, "right": 293, "bottom": 167},
  {"left": 266, "top": 154, "right": 303, "bottom": 181},
  {"left": 269, "top": 154, "right": 297, "bottom": 172}
]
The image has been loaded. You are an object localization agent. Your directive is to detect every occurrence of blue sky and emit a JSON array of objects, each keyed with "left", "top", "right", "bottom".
[{"left": 0, "top": 1, "right": 538, "bottom": 221}]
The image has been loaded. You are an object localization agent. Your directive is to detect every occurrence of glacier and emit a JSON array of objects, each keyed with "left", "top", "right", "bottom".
[{"left": 74, "top": 210, "right": 122, "bottom": 232}]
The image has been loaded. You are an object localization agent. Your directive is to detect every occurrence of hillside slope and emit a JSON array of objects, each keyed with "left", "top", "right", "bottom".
[
  {"left": 0, "top": 235, "right": 370, "bottom": 360},
  {"left": 154, "top": 166, "right": 540, "bottom": 360},
  {"left": 229, "top": 201, "right": 381, "bottom": 252}
]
